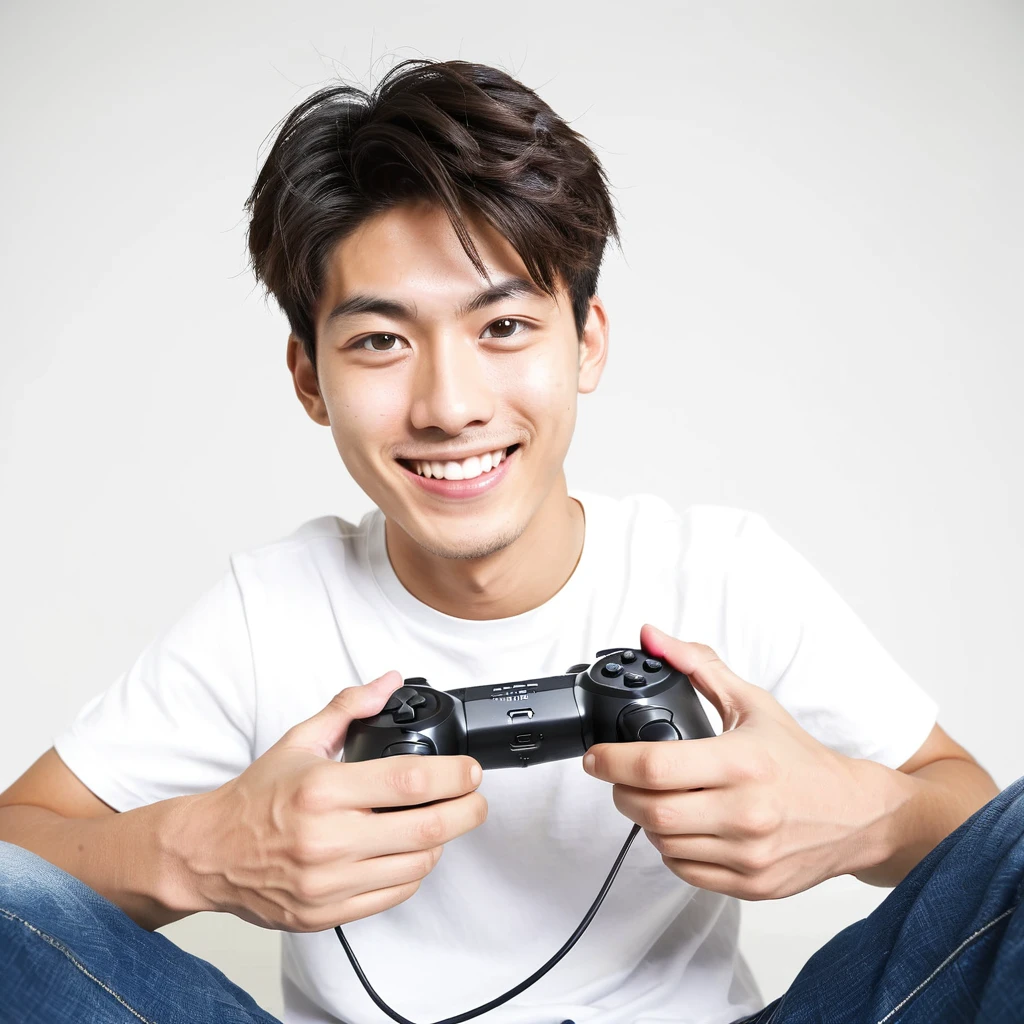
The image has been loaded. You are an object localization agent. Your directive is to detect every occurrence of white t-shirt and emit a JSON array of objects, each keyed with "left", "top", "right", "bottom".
[{"left": 53, "top": 490, "right": 938, "bottom": 1024}]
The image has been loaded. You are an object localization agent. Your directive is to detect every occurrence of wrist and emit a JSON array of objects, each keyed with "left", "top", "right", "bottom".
[
  {"left": 838, "top": 756, "right": 917, "bottom": 878},
  {"left": 154, "top": 791, "right": 221, "bottom": 916}
]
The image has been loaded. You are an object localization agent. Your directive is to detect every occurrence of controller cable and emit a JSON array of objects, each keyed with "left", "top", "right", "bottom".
[{"left": 335, "top": 822, "right": 642, "bottom": 1024}]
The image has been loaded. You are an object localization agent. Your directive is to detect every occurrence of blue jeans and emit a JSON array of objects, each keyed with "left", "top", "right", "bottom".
[{"left": 2, "top": 777, "right": 1023, "bottom": 1024}]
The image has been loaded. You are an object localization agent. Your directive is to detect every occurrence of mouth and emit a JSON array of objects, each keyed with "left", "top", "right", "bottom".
[{"left": 396, "top": 443, "right": 521, "bottom": 482}]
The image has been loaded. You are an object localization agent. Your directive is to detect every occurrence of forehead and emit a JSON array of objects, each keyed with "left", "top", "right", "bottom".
[{"left": 318, "top": 200, "right": 562, "bottom": 314}]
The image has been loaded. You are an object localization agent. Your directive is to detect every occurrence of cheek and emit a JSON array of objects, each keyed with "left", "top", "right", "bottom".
[
  {"left": 501, "top": 346, "right": 577, "bottom": 420},
  {"left": 321, "top": 375, "right": 408, "bottom": 455}
]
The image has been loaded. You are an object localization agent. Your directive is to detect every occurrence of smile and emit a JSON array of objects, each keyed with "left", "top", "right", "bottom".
[
  {"left": 398, "top": 444, "right": 519, "bottom": 481},
  {"left": 396, "top": 444, "right": 521, "bottom": 497}
]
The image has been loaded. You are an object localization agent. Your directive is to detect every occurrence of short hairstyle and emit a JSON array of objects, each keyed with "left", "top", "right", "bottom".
[{"left": 245, "top": 58, "right": 621, "bottom": 370}]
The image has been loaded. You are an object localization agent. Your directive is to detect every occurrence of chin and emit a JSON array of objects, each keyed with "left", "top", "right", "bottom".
[{"left": 416, "top": 521, "right": 527, "bottom": 561}]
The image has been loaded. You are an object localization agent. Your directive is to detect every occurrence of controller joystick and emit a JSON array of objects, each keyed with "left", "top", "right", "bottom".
[{"left": 344, "top": 646, "right": 715, "bottom": 769}]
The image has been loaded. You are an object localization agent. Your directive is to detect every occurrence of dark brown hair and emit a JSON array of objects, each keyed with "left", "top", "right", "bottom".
[{"left": 245, "top": 58, "right": 621, "bottom": 369}]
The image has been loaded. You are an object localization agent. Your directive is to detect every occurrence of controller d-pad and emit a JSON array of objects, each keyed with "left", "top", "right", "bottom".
[
  {"left": 384, "top": 687, "right": 428, "bottom": 723},
  {"left": 602, "top": 662, "right": 624, "bottom": 678}
]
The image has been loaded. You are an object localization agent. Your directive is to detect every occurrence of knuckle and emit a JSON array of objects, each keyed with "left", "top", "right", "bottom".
[
  {"left": 291, "top": 875, "right": 321, "bottom": 905},
  {"left": 647, "top": 800, "right": 677, "bottom": 834},
  {"left": 636, "top": 748, "right": 672, "bottom": 789},
  {"left": 280, "top": 904, "right": 319, "bottom": 932},
  {"left": 415, "top": 809, "right": 447, "bottom": 846},
  {"left": 739, "top": 805, "right": 778, "bottom": 838},
  {"left": 392, "top": 763, "right": 431, "bottom": 801},
  {"left": 741, "top": 875, "right": 776, "bottom": 901},
  {"left": 739, "top": 844, "right": 774, "bottom": 873},
  {"left": 292, "top": 769, "right": 333, "bottom": 814},
  {"left": 415, "top": 849, "right": 438, "bottom": 879}
]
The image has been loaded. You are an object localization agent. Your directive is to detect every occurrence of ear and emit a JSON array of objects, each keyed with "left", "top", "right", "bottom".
[
  {"left": 286, "top": 334, "right": 330, "bottom": 426},
  {"left": 577, "top": 295, "right": 609, "bottom": 395}
]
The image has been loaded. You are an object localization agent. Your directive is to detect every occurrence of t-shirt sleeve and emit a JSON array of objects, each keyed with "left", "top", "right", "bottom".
[
  {"left": 52, "top": 565, "right": 257, "bottom": 812},
  {"left": 721, "top": 511, "right": 939, "bottom": 770}
]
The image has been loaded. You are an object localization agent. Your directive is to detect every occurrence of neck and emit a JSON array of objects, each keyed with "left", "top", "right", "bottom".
[{"left": 384, "top": 476, "right": 585, "bottom": 620}]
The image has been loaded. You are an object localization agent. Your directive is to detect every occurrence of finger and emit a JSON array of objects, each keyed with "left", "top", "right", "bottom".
[
  {"left": 661, "top": 857, "right": 784, "bottom": 900},
  {"left": 288, "top": 846, "right": 444, "bottom": 911},
  {"left": 333, "top": 754, "right": 483, "bottom": 811},
  {"left": 282, "top": 877, "right": 427, "bottom": 932},
  {"left": 612, "top": 785, "right": 730, "bottom": 836},
  {"left": 584, "top": 732, "right": 742, "bottom": 790},
  {"left": 640, "top": 624, "right": 760, "bottom": 728},
  {"left": 346, "top": 790, "right": 488, "bottom": 860},
  {"left": 643, "top": 831, "right": 774, "bottom": 875},
  {"left": 282, "top": 671, "right": 406, "bottom": 760}
]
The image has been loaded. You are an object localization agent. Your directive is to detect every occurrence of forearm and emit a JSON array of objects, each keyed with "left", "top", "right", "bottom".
[
  {"left": 850, "top": 756, "right": 1000, "bottom": 887},
  {"left": 0, "top": 797, "right": 206, "bottom": 931}
]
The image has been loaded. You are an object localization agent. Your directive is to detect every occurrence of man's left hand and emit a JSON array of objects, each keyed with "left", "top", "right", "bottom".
[{"left": 582, "top": 623, "right": 884, "bottom": 899}]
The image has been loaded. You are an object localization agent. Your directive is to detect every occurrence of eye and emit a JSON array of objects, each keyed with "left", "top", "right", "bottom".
[
  {"left": 482, "top": 317, "right": 529, "bottom": 340},
  {"left": 351, "top": 333, "right": 408, "bottom": 352}
]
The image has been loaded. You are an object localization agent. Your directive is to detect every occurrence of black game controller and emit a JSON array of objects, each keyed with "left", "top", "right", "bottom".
[
  {"left": 337, "top": 648, "right": 719, "bottom": 1024},
  {"left": 344, "top": 646, "right": 716, "bottom": 769}
]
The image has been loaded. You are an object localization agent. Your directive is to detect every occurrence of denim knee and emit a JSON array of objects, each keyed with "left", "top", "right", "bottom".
[
  {"left": 0, "top": 840, "right": 114, "bottom": 934},
  {"left": 0, "top": 841, "right": 69, "bottom": 907}
]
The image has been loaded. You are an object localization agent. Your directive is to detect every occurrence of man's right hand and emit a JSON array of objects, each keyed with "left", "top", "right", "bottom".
[{"left": 166, "top": 671, "right": 487, "bottom": 933}]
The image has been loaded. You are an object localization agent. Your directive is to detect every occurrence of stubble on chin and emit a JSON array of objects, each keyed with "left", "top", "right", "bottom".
[{"left": 415, "top": 521, "right": 528, "bottom": 562}]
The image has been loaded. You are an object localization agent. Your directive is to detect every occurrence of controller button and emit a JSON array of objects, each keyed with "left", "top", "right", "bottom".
[
  {"left": 620, "top": 649, "right": 637, "bottom": 663},
  {"left": 566, "top": 663, "right": 591, "bottom": 674},
  {"left": 602, "top": 662, "right": 624, "bottom": 677},
  {"left": 382, "top": 741, "right": 434, "bottom": 757},
  {"left": 643, "top": 658, "right": 663, "bottom": 672},
  {"left": 623, "top": 671, "right": 646, "bottom": 687},
  {"left": 638, "top": 720, "right": 681, "bottom": 741}
]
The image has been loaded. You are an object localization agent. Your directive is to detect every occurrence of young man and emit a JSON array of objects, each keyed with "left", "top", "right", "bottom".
[{"left": 0, "top": 58, "right": 1021, "bottom": 1024}]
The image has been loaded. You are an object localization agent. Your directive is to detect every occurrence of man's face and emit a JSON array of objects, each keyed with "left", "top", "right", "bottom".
[{"left": 290, "top": 199, "right": 608, "bottom": 561}]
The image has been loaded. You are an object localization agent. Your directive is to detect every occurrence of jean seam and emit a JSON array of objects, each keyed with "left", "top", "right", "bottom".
[
  {"left": 0, "top": 905, "right": 158, "bottom": 1024},
  {"left": 875, "top": 900, "right": 1020, "bottom": 1024}
]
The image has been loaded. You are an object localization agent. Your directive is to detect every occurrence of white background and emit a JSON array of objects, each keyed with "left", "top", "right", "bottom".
[{"left": 1, "top": 0, "right": 1022, "bottom": 1017}]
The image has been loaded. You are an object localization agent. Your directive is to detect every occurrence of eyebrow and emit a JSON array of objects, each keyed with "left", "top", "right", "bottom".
[{"left": 323, "top": 275, "right": 549, "bottom": 329}]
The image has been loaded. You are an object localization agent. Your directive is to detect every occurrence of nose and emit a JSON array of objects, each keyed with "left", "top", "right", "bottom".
[{"left": 408, "top": 335, "right": 494, "bottom": 435}]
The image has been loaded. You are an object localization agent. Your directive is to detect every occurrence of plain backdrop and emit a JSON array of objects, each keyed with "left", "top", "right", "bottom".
[{"left": 2, "top": 0, "right": 1022, "bottom": 1017}]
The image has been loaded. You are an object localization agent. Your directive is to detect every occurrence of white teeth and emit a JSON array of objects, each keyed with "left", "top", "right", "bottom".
[{"left": 411, "top": 448, "right": 509, "bottom": 480}]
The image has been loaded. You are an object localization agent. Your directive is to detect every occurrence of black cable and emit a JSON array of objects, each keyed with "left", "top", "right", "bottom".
[{"left": 335, "top": 823, "right": 643, "bottom": 1024}]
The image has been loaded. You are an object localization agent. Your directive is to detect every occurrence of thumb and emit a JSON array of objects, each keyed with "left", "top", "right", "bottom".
[
  {"left": 640, "top": 624, "right": 762, "bottom": 731},
  {"left": 279, "top": 670, "right": 405, "bottom": 761}
]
